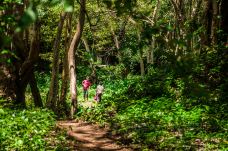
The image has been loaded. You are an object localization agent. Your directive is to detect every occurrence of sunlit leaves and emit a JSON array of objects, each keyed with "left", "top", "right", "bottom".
[{"left": 2, "top": 0, "right": 23, "bottom": 3}]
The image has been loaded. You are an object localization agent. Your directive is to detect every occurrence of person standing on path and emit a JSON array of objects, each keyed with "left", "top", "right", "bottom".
[
  {"left": 95, "top": 82, "right": 104, "bottom": 102},
  {"left": 82, "top": 76, "right": 91, "bottom": 101}
]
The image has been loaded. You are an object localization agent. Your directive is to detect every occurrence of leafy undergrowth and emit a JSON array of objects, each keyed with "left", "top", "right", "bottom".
[
  {"left": 0, "top": 106, "right": 71, "bottom": 151},
  {"left": 79, "top": 74, "right": 228, "bottom": 150}
]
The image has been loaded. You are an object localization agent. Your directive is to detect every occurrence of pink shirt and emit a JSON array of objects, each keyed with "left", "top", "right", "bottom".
[{"left": 82, "top": 80, "right": 91, "bottom": 90}]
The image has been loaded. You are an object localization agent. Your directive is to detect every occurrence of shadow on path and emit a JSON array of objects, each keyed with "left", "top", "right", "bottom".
[{"left": 57, "top": 120, "right": 133, "bottom": 151}]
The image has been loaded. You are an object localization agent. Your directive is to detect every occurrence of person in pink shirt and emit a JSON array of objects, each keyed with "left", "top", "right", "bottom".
[{"left": 82, "top": 76, "right": 91, "bottom": 101}]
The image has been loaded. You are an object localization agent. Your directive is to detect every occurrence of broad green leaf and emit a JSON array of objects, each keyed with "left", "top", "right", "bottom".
[
  {"left": 1, "top": 50, "right": 9, "bottom": 54},
  {"left": 0, "top": 109, "right": 5, "bottom": 114}
]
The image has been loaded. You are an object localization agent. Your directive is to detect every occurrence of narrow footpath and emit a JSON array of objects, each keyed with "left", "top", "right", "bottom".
[{"left": 57, "top": 120, "right": 132, "bottom": 151}]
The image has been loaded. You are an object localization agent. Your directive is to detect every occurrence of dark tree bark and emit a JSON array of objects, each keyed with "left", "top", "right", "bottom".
[
  {"left": 30, "top": 71, "right": 43, "bottom": 107},
  {"left": 220, "top": 0, "right": 228, "bottom": 43},
  {"left": 202, "top": 0, "right": 213, "bottom": 46},
  {"left": 47, "top": 12, "right": 67, "bottom": 111},
  {"left": 13, "top": 19, "right": 41, "bottom": 106},
  {"left": 211, "top": 0, "right": 219, "bottom": 45}
]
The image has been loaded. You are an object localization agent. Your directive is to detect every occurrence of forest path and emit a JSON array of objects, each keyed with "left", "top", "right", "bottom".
[
  {"left": 56, "top": 99, "right": 132, "bottom": 151},
  {"left": 57, "top": 120, "right": 132, "bottom": 151}
]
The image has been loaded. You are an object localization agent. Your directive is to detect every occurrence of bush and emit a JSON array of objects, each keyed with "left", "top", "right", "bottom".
[
  {"left": 79, "top": 73, "right": 228, "bottom": 150},
  {"left": 0, "top": 108, "right": 56, "bottom": 150}
]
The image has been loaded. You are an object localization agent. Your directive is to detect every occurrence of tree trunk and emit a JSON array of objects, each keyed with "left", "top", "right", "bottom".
[
  {"left": 150, "top": 36, "right": 155, "bottom": 64},
  {"left": 211, "top": 0, "right": 219, "bottom": 45},
  {"left": 170, "top": 0, "right": 186, "bottom": 55},
  {"left": 47, "top": 12, "right": 67, "bottom": 111},
  {"left": 148, "top": 0, "right": 160, "bottom": 64},
  {"left": 30, "top": 71, "right": 43, "bottom": 107},
  {"left": 0, "top": 2, "right": 41, "bottom": 106},
  {"left": 140, "top": 54, "right": 145, "bottom": 76},
  {"left": 202, "top": 0, "right": 212, "bottom": 47},
  {"left": 111, "top": 27, "right": 120, "bottom": 50},
  {"left": 59, "top": 13, "right": 73, "bottom": 116},
  {"left": 68, "top": 0, "right": 86, "bottom": 119},
  {"left": 14, "top": 20, "right": 40, "bottom": 106}
]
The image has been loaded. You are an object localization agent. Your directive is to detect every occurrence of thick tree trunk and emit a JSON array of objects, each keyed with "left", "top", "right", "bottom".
[
  {"left": 59, "top": 50, "right": 69, "bottom": 113},
  {"left": 13, "top": 32, "right": 27, "bottom": 106},
  {"left": 201, "top": 0, "right": 221, "bottom": 47},
  {"left": 0, "top": 2, "right": 41, "bottom": 106},
  {"left": 30, "top": 71, "right": 43, "bottom": 107},
  {"left": 202, "top": 0, "right": 212, "bottom": 47},
  {"left": 68, "top": 0, "right": 86, "bottom": 119},
  {"left": 47, "top": 12, "right": 67, "bottom": 111},
  {"left": 59, "top": 13, "right": 73, "bottom": 116},
  {"left": 30, "top": 20, "right": 42, "bottom": 107},
  {"left": 211, "top": 0, "right": 219, "bottom": 45},
  {"left": 13, "top": 20, "right": 40, "bottom": 106}
]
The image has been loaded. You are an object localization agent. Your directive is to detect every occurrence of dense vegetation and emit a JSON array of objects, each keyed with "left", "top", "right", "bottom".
[
  {"left": 0, "top": 0, "right": 227, "bottom": 150},
  {"left": 79, "top": 67, "right": 228, "bottom": 150}
]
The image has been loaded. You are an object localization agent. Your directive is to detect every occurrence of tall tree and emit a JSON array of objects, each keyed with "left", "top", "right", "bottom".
[
  {"left": 0, "top": 1, "right": 42, "bottom": 106},
  {"left": 59, "top": 12, "right": 73, "bottom": 116},
  {"left": 28, "top": 21, "right": 43, "bottom": 107},
  {"left": 68, "top": 0, "right": 86, "bottom": 119},
  {"left": 47, "top": 12, "right": 67, "bottom": 112},
  {"left": 13, "top": 18, "right": 41, "bottom": 106}
]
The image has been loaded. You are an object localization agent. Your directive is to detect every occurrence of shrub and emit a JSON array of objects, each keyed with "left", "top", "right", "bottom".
[{"left": 0, "top": 108, "right": 56, "bottom": 150}]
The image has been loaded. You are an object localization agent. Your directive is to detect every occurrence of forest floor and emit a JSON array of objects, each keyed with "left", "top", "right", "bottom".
[
  {"left": 56, "top": 100, "right": 133, "bottom": 151},
  {"left": 57, "top": 120, "right": 132, "bottom": 151}
]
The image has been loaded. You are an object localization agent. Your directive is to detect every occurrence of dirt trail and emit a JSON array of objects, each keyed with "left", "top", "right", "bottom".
[{"left": 57, "top": 120, "right": 133, "bottom": 151}]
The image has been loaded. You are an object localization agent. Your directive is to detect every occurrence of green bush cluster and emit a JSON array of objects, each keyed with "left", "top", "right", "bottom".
[
  {"left": 0, "top": 108, "right": 56, "bottom": 150},
  {"left": 79, "top": 70, "right": 228, "bottom": 150}
]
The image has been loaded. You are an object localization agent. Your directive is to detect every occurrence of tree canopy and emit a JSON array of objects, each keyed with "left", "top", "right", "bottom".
[{"left": 0, "top": 0, "right": 227, "bottom": 150}]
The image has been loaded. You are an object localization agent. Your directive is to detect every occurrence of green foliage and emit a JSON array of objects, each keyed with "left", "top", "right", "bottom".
[
  {"left": 35, "top": 72, "right": 51, "bottom": 101},
  {"left": 63, "top": 0, "right": 74, "bottom": 12},
  {"left": 79, "top": 67, "right": 228, "bottom": 150},
  {"left": 103, "top": 0, "right": 137, "bottom": 16},
  {"left": 16, "top": 4, "right": 38, "bottom": 32},
  {"left": 1, "top": 0, "right": 227, "bottom": 149},
  {"left": 0, "top": 108, "right": 56, "bottom": 150}
]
